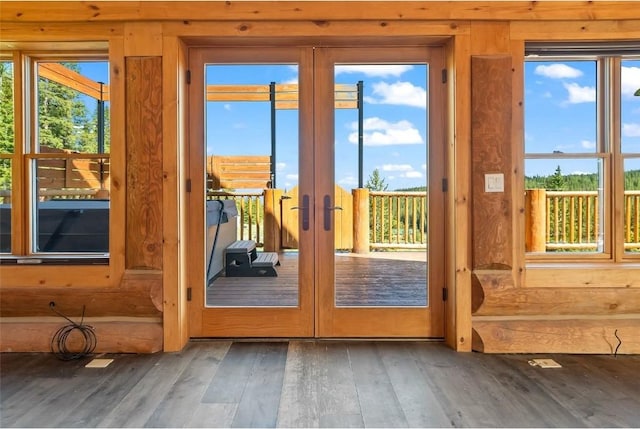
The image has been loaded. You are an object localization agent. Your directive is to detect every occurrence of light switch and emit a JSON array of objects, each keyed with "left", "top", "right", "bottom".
[{"left": 485, "top": 173, "right": 504, "bottom": 193}]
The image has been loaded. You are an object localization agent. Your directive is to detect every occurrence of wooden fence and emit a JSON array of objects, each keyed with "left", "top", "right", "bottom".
[{"left": 526, "top": 189, "right": 640, "bottom": 252}]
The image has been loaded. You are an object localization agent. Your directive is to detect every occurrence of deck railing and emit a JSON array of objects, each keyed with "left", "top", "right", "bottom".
[
  {"left": 369, "top": 191, "right": 428, "bottom": 249},
  {"left": 526, "top": 189, "right": 640, "bottom": 252}
]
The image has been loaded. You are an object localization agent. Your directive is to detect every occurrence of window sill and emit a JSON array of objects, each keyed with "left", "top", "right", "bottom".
[{"left": 525, "top": 262, "right": 640, "bottom": 288}]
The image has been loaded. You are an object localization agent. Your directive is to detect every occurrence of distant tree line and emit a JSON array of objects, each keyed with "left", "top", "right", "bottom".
[{"left": 526, "top": 166, "right": 640, "bottom": 191}]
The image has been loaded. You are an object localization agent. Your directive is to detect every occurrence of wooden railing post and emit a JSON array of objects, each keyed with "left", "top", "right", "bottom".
[
  {"left": 525, "top": 189, "right": 546, "bottom": 252},
  {"left": 263, "top": 188, "right": 282, "bottom": 252},
  {"left": 353, "top": 188, "right": 370, "bottom": 254}
]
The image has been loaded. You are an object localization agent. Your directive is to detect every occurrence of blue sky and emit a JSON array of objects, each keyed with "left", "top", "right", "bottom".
[
  {"left": 205, "top": 64, "right": 428, "bottom": 191},
  {"left": 525, "top": 59, "right": 640, "bottom": 178},
  {"left": 74, "top": 58, "right": 640, "bottom": 189}
]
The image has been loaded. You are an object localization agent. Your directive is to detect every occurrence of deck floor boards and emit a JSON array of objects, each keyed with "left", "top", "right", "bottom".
[
  {"left": 207, "top": 252, "right": 427, "bottom": 307},
  {"left": 2, "top": 341, "right": 639, "bottom": 428}
]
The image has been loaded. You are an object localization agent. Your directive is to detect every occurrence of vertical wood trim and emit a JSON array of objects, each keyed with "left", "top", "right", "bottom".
[
  {"left": 11, "top": 51, "right": 25, "bottom": 255},
  {"left": 511, "top": 38, "right": 525, "bottom": 287},
  {"left": 162, "top": 36, "right": 189, "bottom": 352},
  {"left": 187, "top": 47, "right": 205, "bottom": 338},
  {"left": 125, "top": 56, "right": 163, "bottom": 270},
  {"left": 471, "top": 55, "right": 513, "bottom": 269},
  {"left": 450, "top": 34, "right": 473, "bottom": 351},
  {"left": 109, "top": 36, "right": 126, "bottom": 282}
]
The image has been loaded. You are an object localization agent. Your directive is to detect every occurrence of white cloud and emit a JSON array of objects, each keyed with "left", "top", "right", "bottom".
[
  {"left": 535, "top": 64, "right": 583, "bottom": 79},
  {"left": 623, "top": 123, "right": 640, "bottom": 137},
  {"left": 364, "top": 81, "right": 427, "bottom": 109},
  {"left": 335, "top": 65, "right": 412, "bottom": 77},
  {"left": 563, "top": 82, "right": 596, "bottom": 104},
  {"left": 285, "top": 173, "right": 298, "bottom": 181},
  {"left": 382, "top": 164, "right": 413, "bottom": 172},
  {"left": 339, "top": 175, "right": 358, "bottom": 186},
  {"left": 581, "top": 140, "right": 596, "bottom": 149},
  {"left": 421, "top": 164, "right": 427, "bottom": 171},
  {"left": 379, "top": 164, "right": 423, "bottom": 179},
  {"left": 622, "top": 66, "right": 640, "bottom": 98},
  {"left": 276, "top": 162, "right": 287, "bottom": 171},
  {"left": 348, "top": 117, "right": 423, "bottom": 146}
]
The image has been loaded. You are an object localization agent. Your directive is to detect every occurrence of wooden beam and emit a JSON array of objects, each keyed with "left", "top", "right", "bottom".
[
  {"left": 206, "top": 84, "right": 358, "bottom": 109},
  {"left": 0, "top": 270, "right": 162, "bottom": 318},
  {"left": 3, "top": 2, "right": 640, "bottom": 22},
  {"left": 38, "top": 62, "right": 110, "bottom": 101},
  {"left": 473, "top": 317, "right": 640, "bottom": 354},
  {"left": 0, "top": 319, "right": 162, "bottom": 353}
]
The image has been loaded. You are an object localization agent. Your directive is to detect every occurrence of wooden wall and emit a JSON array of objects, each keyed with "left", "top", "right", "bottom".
[{"left": 1, "top": 1, "right": 640, "bottom": 354}]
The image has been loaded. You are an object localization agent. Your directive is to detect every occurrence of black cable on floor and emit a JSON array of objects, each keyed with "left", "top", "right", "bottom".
[{"left": 50, "top": 302, "right": 97, "bottom": 361}]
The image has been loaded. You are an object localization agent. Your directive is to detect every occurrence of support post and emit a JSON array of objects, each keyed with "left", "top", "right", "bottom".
[
  {"left": 352, "top": 188, "right": 370, "bottom": 254},
  {"left": 263, "top": 188, "right": 282, "bottom": 253},
  {"left": 357, "top": 80, "right": 364, "bottom": 189},
  {"left": 525, "top": 188, "right": 547, "bottom": 252}
]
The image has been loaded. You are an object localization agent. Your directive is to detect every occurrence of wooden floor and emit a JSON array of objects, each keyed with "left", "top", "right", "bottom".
[
  {"left": 2, "top": 341, "right": 639, "bottom": 428},
  {"left": 207, "top": 251, "right": 428, "bottom": 307}
]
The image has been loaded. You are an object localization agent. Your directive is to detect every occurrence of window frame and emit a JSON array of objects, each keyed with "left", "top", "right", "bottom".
[
  {"left": 0, "top": 49, "right": 113, "bottom": 264},
  {"left": 524, "top": 47, "right": 640, "bottom": 263}
]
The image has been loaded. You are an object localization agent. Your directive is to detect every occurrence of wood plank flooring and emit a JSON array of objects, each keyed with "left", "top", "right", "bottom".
[
  {"left": 2, "top": 341, "right": 639, "bottom": 428},
  {"left": 207, "top": 251, "right": 427, "bottom": 307}
]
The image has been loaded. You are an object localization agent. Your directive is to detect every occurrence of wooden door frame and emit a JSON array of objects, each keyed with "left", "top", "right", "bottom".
[
  {"left": 314, "top": 46, "right": 446, "bottom": 338},
  {"left": 186, "top": 46, "right": 315, "bottom": 337},
  {"left": 185, "top": 41, "right": 448, "bottom": 340}
]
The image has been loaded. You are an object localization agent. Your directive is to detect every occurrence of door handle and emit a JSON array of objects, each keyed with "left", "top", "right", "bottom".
[
  {"left": 291, "top": 194, "right": 310, "bottom": 231},
  {"left": 323, "top": 195, "right": 342, "bottom": 231}
]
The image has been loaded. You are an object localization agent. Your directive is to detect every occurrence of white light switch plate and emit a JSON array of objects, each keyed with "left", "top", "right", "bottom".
[{"left": 485, "top": 173, "right": 504, "bottom": 192}]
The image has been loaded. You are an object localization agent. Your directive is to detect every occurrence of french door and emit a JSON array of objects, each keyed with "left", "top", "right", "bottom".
[{"left": 188, "top": 44, "right": 444, "bottom": 338}]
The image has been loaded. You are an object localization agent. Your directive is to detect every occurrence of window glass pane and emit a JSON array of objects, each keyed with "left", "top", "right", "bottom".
[
  {"left": 525, "top": 60, "right": 597, "bottom": 154},
  {"left": 33, "top": 157, "right": 109, "bottom": 253},
  {"left": 525, "top": 158, "right": 604, "bottom": 253},
  {"left": 204, "top": 64, "right": 299, "bottom": 307},
  {"left": 36, "top": 61, "right": 110, "bottom": 154},
  {"left": 624, "top": 157, "right": 640, "bottom": 254},
  {"left": 621, "top": 59, "right": 640, "bottom": 154},
  {"left": 0, "top": 158, "right": 10, "bottom": 253}
]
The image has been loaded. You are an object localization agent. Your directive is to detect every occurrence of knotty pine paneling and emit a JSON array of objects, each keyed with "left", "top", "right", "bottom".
[
  {"left": 125, "top": 57, "right": 163, "bottom": 270},
  {"left": 471, "top": 55, "right": 513, "bottom": 270}
]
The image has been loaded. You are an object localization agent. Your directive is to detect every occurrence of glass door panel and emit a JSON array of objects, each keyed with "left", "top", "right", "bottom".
[
  {"left": 189, "top": 47, "right": 314, "bottom": 337},
  {"left": 316, "top": 47, "right": 444, "bottom": 338}
]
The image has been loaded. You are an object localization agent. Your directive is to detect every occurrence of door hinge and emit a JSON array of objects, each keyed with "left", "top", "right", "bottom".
[
  {"left": 442, "top": 178, "right": 448, "bottom": 192},
  {"left": 442, "top": 287, "right": 448, "bottom": 301},
  {"left": 442, "top": 69, "right": 447, "bottom": 84},
  {"left": 186, "top": 70, "right": 191, "bottom": 85},
  {"left": 186, "top": 179, "right": 192, "bottom": 192},
  {"left": 187, "top": 287, "right": 192, "bottom": 301}
]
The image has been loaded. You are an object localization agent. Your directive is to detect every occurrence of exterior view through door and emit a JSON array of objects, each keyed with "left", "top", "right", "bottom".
[{"left": 188, "top": 45, "right": 444, "bottom": 338}]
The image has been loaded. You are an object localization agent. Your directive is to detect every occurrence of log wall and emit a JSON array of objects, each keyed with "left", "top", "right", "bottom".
[{"left": 1, "top": 1, "right": 639, "bottom": 353}]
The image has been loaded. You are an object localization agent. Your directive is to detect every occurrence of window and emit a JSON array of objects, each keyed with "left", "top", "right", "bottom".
[
  {"left": 524, "top": 43, "right": 640, "bottom": 260},
  {"left": 0, "top": 53, "right": 110, "bottom": 261}
]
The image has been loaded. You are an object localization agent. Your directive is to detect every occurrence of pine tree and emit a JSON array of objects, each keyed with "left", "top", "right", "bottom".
[
  {"left": 546, "top": 165, "right": 566, "bottom": 190},
  {"left": 365, "top": 168, "right": 388, "bottom": 191}
]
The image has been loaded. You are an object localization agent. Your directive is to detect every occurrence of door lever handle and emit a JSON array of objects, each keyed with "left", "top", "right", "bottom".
[
  {"left": 290, "top": 194, "right": 310, "bottom": 231},
  {"left": 323, "top": 195, "right": 341, "bottom": 231}
]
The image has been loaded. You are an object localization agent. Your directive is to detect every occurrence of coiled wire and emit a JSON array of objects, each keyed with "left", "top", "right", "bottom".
[{"left": 50, "top": 303, "right": 97, "bottom": 361}]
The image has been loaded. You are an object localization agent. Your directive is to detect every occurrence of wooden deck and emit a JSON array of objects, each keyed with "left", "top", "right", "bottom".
[
  {"left": 207, "top": 251, "right": 428, "bottom": 307},
  {"left": 2, "top": 341, "right": 639, "bottom": 428}
]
